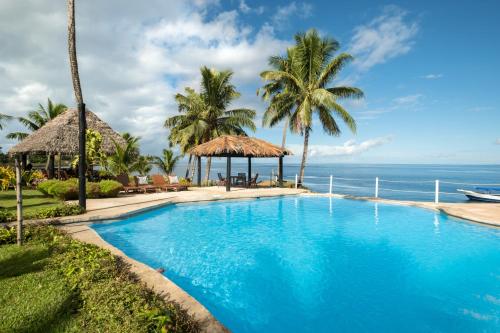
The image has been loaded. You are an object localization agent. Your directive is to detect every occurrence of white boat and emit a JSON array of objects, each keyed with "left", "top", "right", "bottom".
[{"left": 457, "top": 188, "right": 500, "bottom": 203}]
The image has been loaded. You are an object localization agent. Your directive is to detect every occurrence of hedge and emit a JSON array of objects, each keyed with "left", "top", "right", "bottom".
[{"left": 37, "top": 179, "right": 123, "bottom": 200}]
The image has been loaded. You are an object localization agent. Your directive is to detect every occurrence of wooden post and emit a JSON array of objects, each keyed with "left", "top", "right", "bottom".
[
  {"left": 78, "top": 102, "right": 86, "bottom": 209},
  {"left": 247, "top": 157, "right": 252, "bottom": 185},
  {"left": 21, "top": 154, "right": 27, "bottom": 170},
  {"left": 15, "top": 157, "right": 23, "bottom": 246},
  {"left": 58, "top": 152, "right": 62, "bottom": 179},
  {"left": 278, "top": 156, "right": 283, "bottom": 187},
  {"left": 197, "top": 156, "right": 201, "bottom": 186},
  {"left": 48, "top": 153, "right": 55, "bottom": 179},
  {"left": 226, "top": 156, "right": 231, "bottom": 192}
]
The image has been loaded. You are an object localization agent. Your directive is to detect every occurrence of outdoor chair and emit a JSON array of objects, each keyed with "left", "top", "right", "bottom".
[
  {"left": 151, "top": 174, "right": 187, "bottom": 192},
  {"left": 135, "top": 176, "right": 157, "bottom": 193},
  {"left": 116, "top": 173, "right": 142, "bottom": 193},
  {"left": 248, "top": 173, "right": 259, "bottom": 188},
  {"left": 217, "top": 173, "right": 227, "bottom": 186}
]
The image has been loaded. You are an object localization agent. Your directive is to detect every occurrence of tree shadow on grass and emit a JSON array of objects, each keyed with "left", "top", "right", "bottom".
[{"left": 0, "top": 247, "right": 49, "bottom": 280}]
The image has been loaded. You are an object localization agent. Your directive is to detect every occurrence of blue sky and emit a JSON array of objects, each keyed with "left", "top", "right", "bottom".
[{"left": 0, "top": 0, "right": 499, "bottom": 163}]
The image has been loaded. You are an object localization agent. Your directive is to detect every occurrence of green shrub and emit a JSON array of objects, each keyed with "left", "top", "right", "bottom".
[
  {"left": 25, "top": 204, "right": 84, "bottom": 220},
  {"left": 86, "top": 182, "right": 101, "bottom": 198},
  {"left": 37, "top": 179, "right": 60, "bottom": 196},
  {"left": 0, "top": 209, "right": 15, "bottom": 223},
  {"left": 48, "top": 180, "right": 79, "bottom": 200},
  {"left": 99, "top": 180, "right": 123, "bottom": 198}
]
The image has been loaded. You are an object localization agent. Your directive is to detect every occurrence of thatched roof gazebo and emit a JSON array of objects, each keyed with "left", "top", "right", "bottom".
[
  {"left": 191, "top": 135, "right": 291, "bottom": 191},
  {"left": 9, "top": 108, "right": 126, "bottom": 155}
]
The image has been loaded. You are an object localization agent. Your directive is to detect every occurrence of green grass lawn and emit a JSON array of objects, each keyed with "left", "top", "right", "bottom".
[
  {"left": 0, "top": 190, "right": 61, "bottom": 216},
  {"left": 0, "top": 226, "right": 198, "bottom": 333}
]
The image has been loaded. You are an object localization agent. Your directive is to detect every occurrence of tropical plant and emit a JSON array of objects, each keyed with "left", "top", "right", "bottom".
[
  {"left": 166, "top": 66, "right": 256, "bottom": 181},
  {"left": 0, "top": 166, "right": 15, "bottom": 191},
  {"left": 107, "top": 139, "right": 139, "bottom": 176},
  {"left": 132, "top": 155, "right": 153, "bottom": 176},
  {"left": 72, "top": 129, "right": 107, "bottom": 176},
  {"left": 0, "top": 113, "right": 12, "bottom": 131},
  {"left": 121, "top": 132, "right": 140, "bottom": 158},
  {"left": 6, "top": 99, "right": 67, "bottom": 140},
  {"left": 153, "top": 149, "right": 181, "bottom": 175},
  {"left": 260, "top": 29, "right": 363, "bottom": 185}
]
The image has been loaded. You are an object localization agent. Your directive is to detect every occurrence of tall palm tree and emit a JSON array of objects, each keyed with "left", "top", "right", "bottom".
[
  {"left": 153, "top": 149, "right": 181, "bottom": 175},
  {"left": 166, "top": 67, "right": 256, "bottom": 181},
  {"left": 107, "top": 139, "right": 140, "bottom": 176},
  {"left": 68, "top": 0, "right": 86, "bottom": 209},
  {"left": 0, "top": 113, "right": 12, "bottom": 130},
  {"left": 6, "top": 99, "right": 67, "bottom": 140},
  {"left": 260, "top": 29, "right": 364, "bottom": 185},
  {"left": 259, "top": 48, "right": 296, "bottom": 148}
]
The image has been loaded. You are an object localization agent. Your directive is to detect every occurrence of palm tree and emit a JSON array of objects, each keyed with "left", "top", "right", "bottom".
[
  {"left": 0, "top": 113, "right": 12, "bottom": 130},
  {"left": 259, "top": 48, "right": 296, "bottom": 148},
  {"left": 68, "top": 0, "right": 86, "bottom": 209},
  {"left": 132, "top": 155, "right": 153, "bottom": 176},
  {"left": 107, "top": 139, "right": 140, "bottom": 176},
  {"left": 260, "top": 29, "right": 364, "bottom": 185},
  {"left": 166, "top": 67, "right": 256, "bottom": 181},
  {"left": 121, "top": 132, "right": 140, "bottom": 159},
  {"left": 6, "top": 99, "right": 67, "bottom": 140},
  {"left": 153, "top": 149, "right": 181, "bottom": 175}
]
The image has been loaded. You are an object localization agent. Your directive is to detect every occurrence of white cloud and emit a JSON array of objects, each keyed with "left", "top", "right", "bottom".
[
  {"left": 272, "top": 2, "right": 312, "bottom": 29},
  {"left": 239, "top": 0, "right": 264, "bottom": 15},
  {"left": 393, "top": 94, "right": 423, "bottom": 106},
  {"left": 0, "top": 1, "right": 290, "bottom": 154},
  {"left": 421, "top": 73, "right": 443, "bottom": 79},
  {"left": 495, "top": 139, "right": 500, "bottom": 145},
  {"left": 467, "top": 106, "right": 494, "bottom": 113},
  {"left": 289, "top": 136, "right": 393, "bottom": 157},
  {"left": 349, "top": 5, "right": 418, "bottom": 71}
]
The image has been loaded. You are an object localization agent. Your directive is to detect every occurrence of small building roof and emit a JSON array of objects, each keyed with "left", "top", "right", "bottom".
[
  {"left": 9, "top": 108, "right": 126, "bottom": 155},
  {"left": 190, "top": 135, "right": 292, "bottom": 158}
]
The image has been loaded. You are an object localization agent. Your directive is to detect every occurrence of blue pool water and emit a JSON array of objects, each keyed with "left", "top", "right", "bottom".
[{"left": 92, "top": 197, "right": 500, "bottom": 332}]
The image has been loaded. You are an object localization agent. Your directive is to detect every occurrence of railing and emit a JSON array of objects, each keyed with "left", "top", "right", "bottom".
[{"left": 286, "top": 174, "right": 500, "bottom": 203}]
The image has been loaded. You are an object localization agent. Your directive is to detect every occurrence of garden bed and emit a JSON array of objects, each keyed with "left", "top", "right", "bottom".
[{"left": 0, "top": 225, "right": 199, "bottom": 332}]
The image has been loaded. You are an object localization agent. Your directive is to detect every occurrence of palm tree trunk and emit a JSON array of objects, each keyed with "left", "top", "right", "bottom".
[
  {"left": 68, "top": 0, "right": 86, "bottom": 209},
  {"left": 190, "top": 157, "right": 196, "bottom": 179},
  {"left": 281, "top": 118, "right": 289, "bottom": 148},
  {"left": 298, "top": 127, "right": 310, "bottom": 186},
  {"left": 185, "top": 154, "right": 192, "bottom": 178},
  {"left": 204, "top": 157, "right": 212, "bottom": 183}
]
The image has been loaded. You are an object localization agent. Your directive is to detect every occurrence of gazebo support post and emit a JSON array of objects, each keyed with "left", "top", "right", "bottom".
[
  {"left": 21, "top": 154, "right": 27, "bottom": 170},
  {"left": 278, "top": 156, "right": 283, "bottom": 187},
  {"left": 57, "top": 152, "right": 62, "bottom": 179},
  {"left": 78, "top": 102, "right": 86, "bottom": 209},
  {"left": 197, "top": 156, "right": 201, "bottom": 186},
  {"left": 247, "top": 157, "right": 252, "bottom": 185},
  {"left": 48, "top": 153, "right": 55, "bottom": 179},
  {"left": 226, "top": 156, "right": 231, "bottom": 192},
  {"left": 15, "top": 156, "right": 23, "bottom": 246}
]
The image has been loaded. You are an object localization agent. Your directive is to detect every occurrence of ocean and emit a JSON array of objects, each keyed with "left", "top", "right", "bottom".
[{"left": 172, "top": 162, "right": 500, "bottom": 203}]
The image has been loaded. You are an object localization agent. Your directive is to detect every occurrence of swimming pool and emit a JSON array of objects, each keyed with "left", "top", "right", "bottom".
[{"left": 92, "top": 196, "right": 500, "bottom": 332}]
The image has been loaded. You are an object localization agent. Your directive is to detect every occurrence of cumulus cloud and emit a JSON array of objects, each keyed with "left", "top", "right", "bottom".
[
  {"left": 421, "top": 73, "right": 443, "bottom": 79},
  {"left": 289, "top": 136, "right": 393, "bottom": 157},
  {"left": 0, "top": 1, "right": 290, "bottom": 154},
  {"left": 239, "top": 0, "right": 264, "bottom": 15},
  {"left": 349, "top": 5, "right": 418, "bottom": 71}
]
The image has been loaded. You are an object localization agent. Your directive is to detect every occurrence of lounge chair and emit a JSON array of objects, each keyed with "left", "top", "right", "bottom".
[
  {"left": 151, "top": 174, "right": 188, "bottom": 192},
  {"left": 135, "top": 176, "right": 158, "bottom": 193},
  {"left": 217, "top": 173, "right": 227, "bottom": 186},
  {"left": 248, "top": 173, "right": 259, "bottom": 188},
  {"left": 116, "top": 174, "right": 142, "bottom": 193}
]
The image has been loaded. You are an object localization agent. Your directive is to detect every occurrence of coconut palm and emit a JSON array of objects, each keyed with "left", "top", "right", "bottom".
[
  {"left": 132, "top": 155, "right": 153, "bottom": 176},
  {"left": 68, "top": 0, "right": 86, "bottom": 209},
  {"left": 153, "top": 149, "right": 181, "bottom": 175},
  {"left": 107, "top": 139, "right": 140, "bottom": 176},
  {"left": 260, "top": 29, "right": 364, "bottom": 185},
  {"left": 166, "top": 67, "right": 256, "bottom": 181},
  {"left": 259, "top": 48, "right": 296, "bottom": 148},
  {"left": 0, "top": 113, "right": 12, "bottom": 130},
  {"left": 6, "top": 99, "right": 67, "bottom": 140}
]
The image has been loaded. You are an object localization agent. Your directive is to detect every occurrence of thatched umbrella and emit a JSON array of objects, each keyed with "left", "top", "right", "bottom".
[
  {"left": 8, "top": 108, "right": 125, "bottom": 245},
  {"left": 9, "top": 108, "right": 125, "bottom": 155},
  {"left": 190, "top": 135, "right": 291, "bottom": 191}
]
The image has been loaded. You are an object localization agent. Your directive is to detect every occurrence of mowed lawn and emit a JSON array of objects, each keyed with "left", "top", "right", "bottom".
[{"left": 0, "top": 190, "right": 61, "bottom": 216}]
